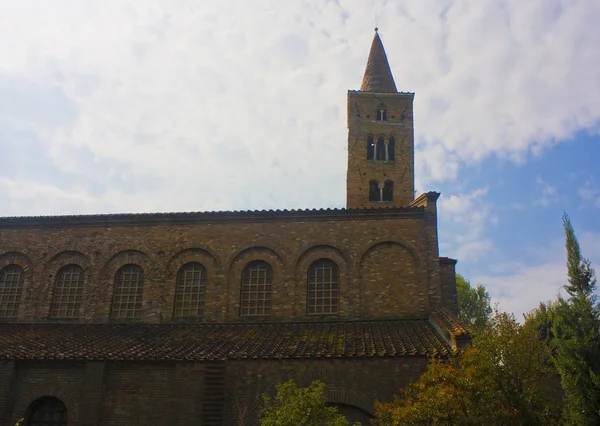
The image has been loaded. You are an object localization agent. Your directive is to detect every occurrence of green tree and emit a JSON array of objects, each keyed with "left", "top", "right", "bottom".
[
  {"left": 260, "top": 379, "right": 358, "bottom": 426},
  {"left": 551, "top": 214, "right": 600, "bottom": 424},
  {"left": 456, "top": 274, "right": 492, "bottom": 332},
  {"left": 374, "top": 311, "right": 561, "bottom": 425}
]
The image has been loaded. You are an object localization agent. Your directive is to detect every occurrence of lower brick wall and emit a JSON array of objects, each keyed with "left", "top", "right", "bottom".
[{"left": 6, "top": 357, "right": 428, "bottom": 426}]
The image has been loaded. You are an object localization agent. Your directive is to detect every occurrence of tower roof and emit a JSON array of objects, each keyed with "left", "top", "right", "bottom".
[{"left": 360, "top": 28, "right": 398, "bottom": 93}]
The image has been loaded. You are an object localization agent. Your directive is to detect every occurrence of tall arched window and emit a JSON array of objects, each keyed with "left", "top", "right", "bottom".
[
  {"left": 111, "top": 264, "right": 144, "bottom": 319},
  {"left": 174, "top": 262, "right": 207, "bottom": 317},
  {"left": 240, "top": 261, "right": 272, "bottom": 316},
  {"left": 376, "top": 136, "right": 386, "bottom": 161},
  {"left": 388, "top": 136, "right": 396, "bottom": 161},
  {"left": 383, "top": 180, "right": 394, "bottom": 202},
  {"left": 307, "top": 259, "right": 339, "bottom": 314},
  {"left": 26, "top": 397, "right": 67, "bottom": 426},
  {"left": 0, "top": 264, "right": 24, "bottom": 318},
  {"left": 51, "top": 265, "right": 84, "bottom": 318},
  {"left": 369, "top": 180, "right": 379, "bottom": 202},
  {"left": 366, "top": 135, "right": 375, "bottom": 160}
]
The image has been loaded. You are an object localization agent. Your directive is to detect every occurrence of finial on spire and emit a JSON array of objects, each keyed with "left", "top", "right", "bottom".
[{"left": 374, "top": 27, "right": 378, "bottom": 32}]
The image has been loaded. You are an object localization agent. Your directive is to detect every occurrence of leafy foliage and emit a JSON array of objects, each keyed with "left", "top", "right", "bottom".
[
  {"left": 456, "top": 274, "right": 492, "bottom": 332},
  {"left": 550, "top": 214, "right": 600, "bottom": 424},
  {"left": 260, "top": 379, "right": 359, "bottom": 426},
  {"left": 374, "top": 311, "right": 562, "bottom": 425}
]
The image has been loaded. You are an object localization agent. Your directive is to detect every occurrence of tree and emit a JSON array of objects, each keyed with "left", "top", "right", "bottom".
[
  {"left": 456, "top": 274, "right": 492, "bottom": 332},
  {"left": 374, "top": 311, "right": 561, "bottom": 425},
  {"left": 260, "top": 379, "right": 359, "bottom": 426},
  {"left": 551, "top": 214, "right": 600, "bottom": 424}
]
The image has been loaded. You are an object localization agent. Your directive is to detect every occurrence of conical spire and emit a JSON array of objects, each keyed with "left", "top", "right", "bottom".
[{"left": 360, "top": 28, "right": 397, "bottom": 93}]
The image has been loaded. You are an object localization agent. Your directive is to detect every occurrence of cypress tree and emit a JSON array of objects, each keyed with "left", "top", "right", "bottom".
[{"left": 552, "top": 214, "right": 600, "bottom": 424}]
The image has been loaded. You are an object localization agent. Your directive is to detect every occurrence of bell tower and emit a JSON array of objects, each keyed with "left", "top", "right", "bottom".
[{"left": 346, "top": 29, "right": 415, "bottom": 209}]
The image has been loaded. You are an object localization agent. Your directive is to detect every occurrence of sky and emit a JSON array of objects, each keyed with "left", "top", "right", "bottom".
[{"left": 1, "top": 0, "right": 599, "bottom": 319}]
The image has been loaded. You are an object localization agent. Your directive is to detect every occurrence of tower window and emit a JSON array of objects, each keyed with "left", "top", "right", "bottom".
[
  {"left": 366, "top": 135, "right": 375, "bottom": 160},
  {"left": 383, "top": 180, "right": 394, "bottom": 202},
  {"left": 388, "top": 136, "right": 396, "bottom": 161},
  {"left": 0, "top": 265, "right": 24, "bottom": 318},
  {"left": 369, "top": 180, "right": 380, "bottom": 201},
  {"left": 377, "top": 108, "right": 387, "bottom": 121},
  {"left": 376, "top": 136, "right": 386, "bottom": 162},
  {"left": 240, "top": 261, "right": 272, "bottom": 316}
]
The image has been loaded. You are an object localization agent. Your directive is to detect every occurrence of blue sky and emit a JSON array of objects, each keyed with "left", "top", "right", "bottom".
[{"left": 0, "top": 0, "right": 599, "bottom": 318}]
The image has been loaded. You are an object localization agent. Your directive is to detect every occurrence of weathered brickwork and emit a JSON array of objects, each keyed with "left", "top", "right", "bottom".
[
  {"left": 346, "top": 91, "right": 415, "bottom": 208},
  {"left": 4, "top": 358, "right": 428, "bottom": 426},
  {"left": 0, "top": 30, "right": 465, "bottom": 426},
  {"left": 0, "top": 210, "right": 446, "bottom": 323}
]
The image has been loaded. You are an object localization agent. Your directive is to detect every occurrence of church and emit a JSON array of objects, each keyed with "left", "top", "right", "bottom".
[{"left": 0, "top": 30, "right": 468, "bottom": 426}]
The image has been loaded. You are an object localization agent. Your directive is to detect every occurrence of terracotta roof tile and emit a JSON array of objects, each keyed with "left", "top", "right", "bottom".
[
  {"left": 430, "top": 307, "right": 469, "bottom": 337},
  {"left": 360, "top": 31, "right": 397, "bottom": 93},
  {"left": 0, "top": 320, "right": 452, "bottom": 361},
  {"left": 0, "top": 206, "right": 424, "bottom": 228}
]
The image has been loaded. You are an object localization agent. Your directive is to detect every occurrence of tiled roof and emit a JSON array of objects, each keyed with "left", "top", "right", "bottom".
[
  {"left": 0, "top": 319, "right": 453, "bottom": 361},
  {"left": 0, "top": 206, "right": 425, "bottom": 228},
  {"left": 360, "top": 30, "right": 397, "bottom": 93},
  {"left": 430, "top": 307, "right": 469, "bottom": 337}
]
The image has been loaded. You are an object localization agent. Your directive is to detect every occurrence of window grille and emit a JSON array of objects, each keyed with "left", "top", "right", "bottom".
[
  {"left": 174, "top": 262, "right": 206, "bottom": 317},
  {"left": 307, "top": 259, "right": 339, "bottom": 314},
  {"left": 26, "top": 397, "right": 67, "bottom": 426},
  {"left": 111, "top": 264, "right": 144, "bottom": 319},
  {"left": 0, "top": 265, "right": 24, "bottom": 318},
  {"left": 51, "top": 265, "right": 84, "bottom": 318},
  {"left": 240, "top": 261, "right": 272, "bottom": 316}
]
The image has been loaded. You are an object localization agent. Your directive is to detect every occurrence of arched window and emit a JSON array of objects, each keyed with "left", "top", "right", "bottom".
[
  {"left": 383, "top": 180, "right": 394, "bottom": 202},
  {"left": 174, "top": 262, "right": 207, "bottom": 317},
  {"left": 376, "top": 136, "right": 386, "bottom": 161},
  {"left": 366, "top": 135, "right": 375, "bottom": 160},
  {"left": 388, "top": 136, "right": 396, "bottom": 161},
  {"left": 307, "top": 259, "right": 339, "bottom": 314},
  {"left": 376, "top": 107, "right": 387, "bottom": 121},
  {"left": 26, "top": 397, "right": 67, "bottom": 426},
  {"left": 369, "top": 180, "right": 380, "bottom": 202},
  {"left": 50, "top": 265, "right": 84, "bottom": 318},
  {"left": 240, "top": 261, "right": 272, "bottom": 316},
  {"left": 0, "top": 264, "right": 24, "bottom": 318},
  {"left": 111, "top": 264, "right": 144, "bottom": 319}
]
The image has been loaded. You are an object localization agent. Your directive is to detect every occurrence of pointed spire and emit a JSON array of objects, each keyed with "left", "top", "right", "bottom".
[{"left": 360, "top": 28, "right": 398, "bottom": 93}]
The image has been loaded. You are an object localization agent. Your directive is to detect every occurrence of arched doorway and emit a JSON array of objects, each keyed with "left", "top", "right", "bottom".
[{"left": 25, "top": 397, "right": 67, "bottom": 426}]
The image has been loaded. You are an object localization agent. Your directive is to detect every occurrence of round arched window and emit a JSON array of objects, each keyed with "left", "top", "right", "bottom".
[{"left": 26, "top": 397, "right": 67, "bottom": 426}]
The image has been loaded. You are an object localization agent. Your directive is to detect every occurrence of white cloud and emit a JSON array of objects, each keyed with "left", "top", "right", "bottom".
[
  {"left": 578, "top": 180, "right": 600, "bottom": 207},
  {"left": 438, "top": 188, "right": 496, "bottom": 261},
  {"left": 0, "top": 1, "right": 598, "bottom": 217},
  {"left": 472, "top": 230, "right": 600, "bottom": 319}
]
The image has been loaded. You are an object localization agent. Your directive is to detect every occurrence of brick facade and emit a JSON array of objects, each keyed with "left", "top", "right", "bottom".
[{"left": 0, "top": 30, "right": 464, "bottom": 426}]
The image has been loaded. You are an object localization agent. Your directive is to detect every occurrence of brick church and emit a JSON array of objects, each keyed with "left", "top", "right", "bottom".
[{"left": 0, "top": 30, "right": 468, "bottom": 426}]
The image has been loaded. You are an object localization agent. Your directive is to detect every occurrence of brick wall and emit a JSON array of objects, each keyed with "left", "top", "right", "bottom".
[
  {"left": 346, "top": 91, "right": 415, "bottom": 208},
  {"left": 439, "top": 257, "right": 459, "bottom": 315},
  {"left": 4, "top": 357, "right": 428, "bottom": 426},
  {"left": 0, "top": 210, "right": 444, "bottom": 323}
]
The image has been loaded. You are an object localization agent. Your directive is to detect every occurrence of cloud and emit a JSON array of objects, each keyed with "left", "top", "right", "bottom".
[
  {"left": 534, "top": 177, "right": 559, "bottom": 207},
  {"left": 0, "top": 1, "right": 598, "bottom": 217},
  {"left": 438, "top": 188, "right": 496, "bottom": 261},
  {"left": 578, "top": 180, "right": 600, "bottom": 208},
  {"left": 472, "top": 230, "right": 600, "bottom": 319}
]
